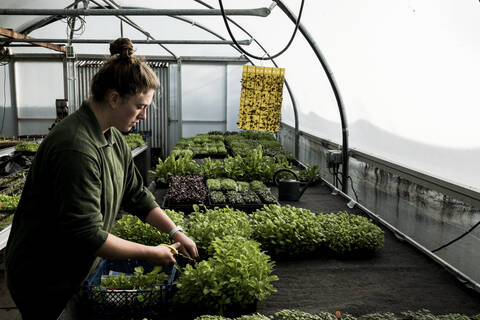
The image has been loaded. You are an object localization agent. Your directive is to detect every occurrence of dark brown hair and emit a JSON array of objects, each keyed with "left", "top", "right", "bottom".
[{"left": 90, "top": 38, "right": 160, "bottom": 102}]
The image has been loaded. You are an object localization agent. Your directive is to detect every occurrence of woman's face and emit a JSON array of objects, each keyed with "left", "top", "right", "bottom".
[{"left": 111, "top": 89, "right": 155, "bottom": 132}]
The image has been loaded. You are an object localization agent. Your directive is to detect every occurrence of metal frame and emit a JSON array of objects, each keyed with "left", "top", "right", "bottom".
[
  {"left": 224, "top": 64, "right": 228, "bottom": 132},
  {"left": 164, "top": 65, "right": 170, "bottom": 154},
  {"left": 8, "top": 59, "right": 18, "bottom": 136},
  {"left": 0, "top": 8, "right": 271, "bottom": 17},
  {"left": 8, "top": 3, "right": 300, "bottom": 159},
  {"left": 4, "top": 38, "right": 252, "bottom": 45},
  {"left": 177, "top": 59, "right": 183, "bottom": 140},
  {"left": 10, "top": 53, "right": 249, "bottom": 63},
  {"left": 6, "top": 2, "right": 340, "bottom": 190}
]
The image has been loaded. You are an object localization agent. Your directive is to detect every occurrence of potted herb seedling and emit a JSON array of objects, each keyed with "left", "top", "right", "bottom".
[
  {"left": 250, "top": 204, "right": 326, "bottom": 258},
  {"left": 186, "top": 206, "right": 252, "bottom": 255},
  {"left": 175, "top": 235, "right": 278, "bottom": 316}
]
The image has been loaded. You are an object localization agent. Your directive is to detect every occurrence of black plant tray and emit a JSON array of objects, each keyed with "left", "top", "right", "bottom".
[
  {"left": 161, "top": 197, "right": 207, "bottom": 214},
  {"left": 208, "top": 196, "right": 278, "bottom": 213}
]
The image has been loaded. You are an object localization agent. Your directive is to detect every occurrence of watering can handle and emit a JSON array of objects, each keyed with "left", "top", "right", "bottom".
[{"left": 273, "top": 168, "right": 299, "bottom": 186}]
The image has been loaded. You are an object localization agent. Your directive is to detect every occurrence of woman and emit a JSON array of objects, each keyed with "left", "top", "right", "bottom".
[{"left": 5, "top": 38, "right": 198, "bottom": 319}]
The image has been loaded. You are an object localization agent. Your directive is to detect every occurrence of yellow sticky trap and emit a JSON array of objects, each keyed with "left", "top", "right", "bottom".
[{"left": 238, "top": 65, "right": 285, "bottom": 133}]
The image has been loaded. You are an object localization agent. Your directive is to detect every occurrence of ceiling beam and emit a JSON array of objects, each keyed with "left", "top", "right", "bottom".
[
  {"left": 0, "top": 8, "right": 271, "bottom": 17},
  {"left": 4, "top": 38, "right": 252, "bottom": 45},
  {"left": 0, "top": 27, "right": 65, "bottom": 53}
]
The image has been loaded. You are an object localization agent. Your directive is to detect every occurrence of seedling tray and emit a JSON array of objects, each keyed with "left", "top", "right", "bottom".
[
  {"left": 83, "top": 259, "right": 176, "bottom": 318},
  {"left": 161, "top": 197, "right": 207, "bottom": 214},
  {"left": 208, "top": 196, "right": 279, "bottom": 213}
]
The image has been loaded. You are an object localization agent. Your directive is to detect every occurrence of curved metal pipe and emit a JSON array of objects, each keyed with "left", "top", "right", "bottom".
[{"left": 274, "top": 0, "right": 349, "bottom": 193}]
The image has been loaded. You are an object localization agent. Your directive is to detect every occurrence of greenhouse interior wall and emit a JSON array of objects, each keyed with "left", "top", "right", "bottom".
[
  {"left": 1, "top": 0, "right": 480, "bottom": 318},
  {"left": 279, "top": 123, "right": 480, "bottom": 286}
]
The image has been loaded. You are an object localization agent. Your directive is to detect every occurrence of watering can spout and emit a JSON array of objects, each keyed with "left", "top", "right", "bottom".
[{"left": 298, "top": 181, "right": 310, "bottom": 199}]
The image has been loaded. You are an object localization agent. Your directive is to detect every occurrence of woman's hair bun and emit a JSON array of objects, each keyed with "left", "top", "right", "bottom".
[{"left": 109, "top": 37, "right": 134, "bottom": 58}]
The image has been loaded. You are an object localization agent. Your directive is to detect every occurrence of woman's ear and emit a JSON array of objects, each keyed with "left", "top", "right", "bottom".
[{"left": 106, "top": 90, "right": 121, "bottom": 109}]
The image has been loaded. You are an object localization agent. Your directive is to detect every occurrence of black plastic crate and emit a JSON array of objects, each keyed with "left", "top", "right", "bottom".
[{"left": 83, "top": 259, "right": 176, "bottom": 318}]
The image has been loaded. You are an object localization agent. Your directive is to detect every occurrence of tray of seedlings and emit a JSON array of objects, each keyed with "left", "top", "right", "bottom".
[
  {"left": 207, "top": 178, "right": 278, "bottom": 213},
  {"left": 162, "top": 175, "right": 208, "bottom": 214}
]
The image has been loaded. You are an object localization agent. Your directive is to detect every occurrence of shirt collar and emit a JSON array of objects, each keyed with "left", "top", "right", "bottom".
[{"left": 80, "top": 101, "right": 115, "bottom": 148}]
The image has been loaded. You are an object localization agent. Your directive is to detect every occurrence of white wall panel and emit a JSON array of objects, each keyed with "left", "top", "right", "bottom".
[
  {"left": 226, "top": 64, "right": 242, "bottom": 132},
  {"left": 15, "top": 61, "right": 63, "bottom": 119},
  {"left": 182, "top": 63, "right": 226, "bottom": 122}
]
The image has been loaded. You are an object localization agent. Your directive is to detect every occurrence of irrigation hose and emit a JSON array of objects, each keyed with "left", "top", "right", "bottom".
[
  {"left": 218, "top": 0, "right": 304, "bottom": 60},
  {"left": 432, "top": 220, "right": 480, "bottom": 253}
]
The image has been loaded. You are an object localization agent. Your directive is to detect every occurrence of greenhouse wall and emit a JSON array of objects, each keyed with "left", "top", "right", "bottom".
[{"left": 279, "top": 123, "right": 480, "bottom": 284}]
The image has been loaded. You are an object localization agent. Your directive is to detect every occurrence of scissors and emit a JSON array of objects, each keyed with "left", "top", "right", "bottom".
[{"left": 160, "top": 243, "right": 195, "bottom": 267}]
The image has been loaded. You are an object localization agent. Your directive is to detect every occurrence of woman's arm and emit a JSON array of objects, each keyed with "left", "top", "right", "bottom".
[
  {"left": 145, "top": 206, "right": 199, "bottom": 259},
  {"left": 95, "top": 233, "right": 180, "bottom": 265}
]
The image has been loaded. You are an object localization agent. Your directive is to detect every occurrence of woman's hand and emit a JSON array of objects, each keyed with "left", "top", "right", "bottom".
[
  {"left": 147, "top": 242, "right": 181, "bottom": 266},
  {"left": 172, "top": 232, "right": 199, "bottom": 260}
]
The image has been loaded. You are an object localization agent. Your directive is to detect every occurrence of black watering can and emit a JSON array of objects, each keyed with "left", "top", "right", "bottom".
[{"left": 273, "top": 168, "right": 310, "bottom": 201}]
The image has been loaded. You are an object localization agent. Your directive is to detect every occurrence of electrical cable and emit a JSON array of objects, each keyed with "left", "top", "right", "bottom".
[
  {"left": 218, "top": 0, "right": 305, "bottom": 60},
  {"left": 335, "top": 174, "right": 343, "bottom": 188},
  {"left": 67, "top": 16, "right": 86, "bottom": 37},
  {"left": 347, "top": 175, "right": 359, "bottom": 202},
  {"left": 328, "top": 165, "right": 360, "bottom": 203},
  {"left": 62, "top": 1, "right": 87, "bottom": 39},
  {"left": 431, "top": 220, "right": 480, "bottom": 253}
]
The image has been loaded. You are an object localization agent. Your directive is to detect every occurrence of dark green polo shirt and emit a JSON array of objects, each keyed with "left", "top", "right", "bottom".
[{"left": 5, "top": 101, "right": 158, "bottom": 307}]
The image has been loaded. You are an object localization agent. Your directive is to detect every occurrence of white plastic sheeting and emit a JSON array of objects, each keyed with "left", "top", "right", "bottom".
[{"left": 0, "top": 0, "right": 479, "bottom": 190}]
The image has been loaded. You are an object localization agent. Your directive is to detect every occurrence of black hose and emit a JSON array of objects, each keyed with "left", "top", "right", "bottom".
[
  {"left": 432, "top": 220, "right": 480, "bottom": 253},
  {"left": 217, "top": 0, "right": 305, "bottom": 60}
]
